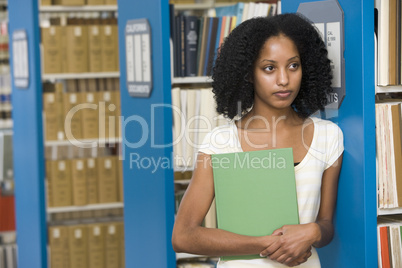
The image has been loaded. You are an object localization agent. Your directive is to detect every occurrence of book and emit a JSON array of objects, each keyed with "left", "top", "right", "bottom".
[
  {"left": 375, "top": 101, "right": 402, "bottom": 208},
  {"left": 204, "top": 17, "right": 219, "bottom": 76},
  {"left": 379, "top": 226, "right": 391, "bottom": 268},
  {"left": 180, "top": 15, "right": 186, "bottom": 77},
  {"left": 184, "top": 16, "right": 199, "bottom": 77},
  {"left": 388, "top": 0, "right": 398, "bottom": 85},
  {"left": 174, "top": 15, "right": 182, "bottom": 77},
  {"left": 197, "top": 17, "right": 211, "bottom": 76},
  {"left": 212, "top": 148, "right": 299, "bottom": 261}
]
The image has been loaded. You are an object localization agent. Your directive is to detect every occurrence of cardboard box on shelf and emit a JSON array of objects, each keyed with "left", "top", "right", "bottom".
[
  {"left": 42, "top": 26, "right": 63, "bottom": 74},
  {"left": 101, "top": 24, "right": 118, "bottom": 72},
  {"left": 49, "top": 226, "right": 70, "bottom": 268},
  {"left": 86, "top": 158, "right": 98, "bottom": 204},
  {"left": 47, "top": 160, "right": 73, "bottom": 207},
  {"left": 82, "top": 92, "right": 100, "bottom": 139},
  {"left": 98, "top": 90, "right": 117, "bottom": 139},
  {"left": 105, "top": 222, "right": 121, "bottom": 268},
  {"left": 43, "top": 83, "right": 65, "bottom": 141},
  {"left": 63, "top": 92, "right": 83, "bottom": 140},
  {"left": 71, "top": 159, "right": 87, "bottom": 206},
  {"left": 97, "top": 156, "right": 118, "bottom": 203},
  {"left": 65, "top": 25, "right": 89, "bottom": 73},
  {"left": 88, "top": 25, "right": 103, "bottom": 72},
  {"left": 68, "top": 225, "right": 88, "bottom": 268},
  {"left": 87, "top": 224, "right": 105, "bottom": 268}
]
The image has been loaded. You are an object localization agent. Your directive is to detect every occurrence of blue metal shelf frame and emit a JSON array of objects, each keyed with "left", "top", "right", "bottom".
[
  {"left": 283, "top": 1, "right": 377, "bottom": 267},
  {"left": 8, "top": 0, "right": 47, "bottom": 267},
  {"left": 117, "top": 0, "right": 176, "bottom": 267}
]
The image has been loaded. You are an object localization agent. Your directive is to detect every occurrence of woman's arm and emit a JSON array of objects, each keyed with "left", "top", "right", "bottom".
[
  {"left": 260, "top": 154, "right": 343, "bottom": 265},
  {"left": 313, "top": 153, "right": 343, "bottom": 248},
  {"left": 172, "top": 152, "right": 279, "bottom": 256}
]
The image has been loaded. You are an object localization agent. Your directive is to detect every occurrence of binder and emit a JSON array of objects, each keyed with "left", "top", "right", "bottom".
[{"left": 212, "top": 148, "right": 299, "bottom": 261}]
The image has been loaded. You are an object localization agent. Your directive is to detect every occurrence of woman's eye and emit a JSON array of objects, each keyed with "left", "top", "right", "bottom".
[
  {"left": 289, "top": 63, "right": 300, "bottom": 70},
  {"left": 264, "top": 66, "right": 274, "bottom": 72}
]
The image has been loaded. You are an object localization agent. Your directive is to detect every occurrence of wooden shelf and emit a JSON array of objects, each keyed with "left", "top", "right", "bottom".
[
  {"left": 172, "top": 76, "right": 212, "bottom": 84},
  {"left": 47, "top": 202, "right": 123, "bottom": 213},
  {"left": 45, "top": 137, "right": 122, "bottom": 147},
  {"left": 42, "top": 71, "right": 119, "bottom": 81},
  {"left": 39, "top": 5, "right": 117, "bottom": 12}
]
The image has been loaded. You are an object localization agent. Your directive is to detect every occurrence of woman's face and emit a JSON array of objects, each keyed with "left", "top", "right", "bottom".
[{"left": 252, "top": 34, "right": 302, "bottom": 111}]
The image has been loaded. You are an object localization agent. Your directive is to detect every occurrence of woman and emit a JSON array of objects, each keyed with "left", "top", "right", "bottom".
[{"left": 172, "top": 13, "right": 344, "bottom": 267}]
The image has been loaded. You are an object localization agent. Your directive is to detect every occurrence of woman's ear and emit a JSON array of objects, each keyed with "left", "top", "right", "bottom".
[{"left": 245, "top": 72, "right": 253, "bottom": 83}]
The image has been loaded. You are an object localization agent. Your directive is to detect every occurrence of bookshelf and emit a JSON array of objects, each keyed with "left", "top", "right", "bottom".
[
  {"left": 10, "top": 1, "right": 123, "bottom": 267},
  {"left": 9, "top": 1, "right": 377, "bottom": 268},
  {"left": 374, "top": 0, "right": 402, "bottom": 265}
]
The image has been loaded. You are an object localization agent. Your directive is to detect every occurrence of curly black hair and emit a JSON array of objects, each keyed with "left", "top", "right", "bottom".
[{"left": 211, "top": 13, "right": 333, "bottom": 119}]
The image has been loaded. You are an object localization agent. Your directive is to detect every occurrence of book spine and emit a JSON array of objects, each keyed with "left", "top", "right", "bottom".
[
  {"left": 180, "top": 15, "right": 186, "bottom": 77},
  {"left": 184, "top": 16, "right": 199, "bottom": 77}
]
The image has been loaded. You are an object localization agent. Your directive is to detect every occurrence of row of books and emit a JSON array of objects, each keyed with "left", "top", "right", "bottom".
[
  {"left": 46, "top": 156, "right": 123, "bottom": 208},
  {"left": 375, "top": 100, "right": 402, "bottom": 209},
  {"left": 378, "top": 216, "right": 402, "bottom": 268},
  {"left": 171, "top": 87, "right": 228, "bottom": 169},
  {"left": 43, "top": 80, "right": 121, "bottom": 142},
  {"left": 48, "top": 222, "right": 124, "bottom": 268},
  {"left": 172, "top": 1, "right": 279, "bottom": 78},
  {"left": 376, "top": 0, "right": 402, "bottom": 86}
]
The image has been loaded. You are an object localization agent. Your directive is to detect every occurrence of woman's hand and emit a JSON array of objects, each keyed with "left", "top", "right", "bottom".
[
  {"left": 259, "top": 223, "right": 320, "bottom": 265},
  {"left": 285, "top": 247, "right": 312, "bottom": 267}
]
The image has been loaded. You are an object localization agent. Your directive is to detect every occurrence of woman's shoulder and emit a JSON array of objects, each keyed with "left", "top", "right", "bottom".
[
  {"left": 310, "top": 116, "right": 343, "bottom": 134},
  {"left": 310, "top": 116, "right": 344, "bottom": 152},
  {"left": 198, "top": 121, "right": 242, "bottom": 155}
]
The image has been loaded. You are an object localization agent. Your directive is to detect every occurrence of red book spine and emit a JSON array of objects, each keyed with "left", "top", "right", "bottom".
[{"left": 380, "top": 226, "right": 391, "bottom": 268}]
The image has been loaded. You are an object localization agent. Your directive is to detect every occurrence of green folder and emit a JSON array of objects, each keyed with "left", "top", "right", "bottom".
[{"left": 211, "top": 148, "right": 299, "bottom": 261}]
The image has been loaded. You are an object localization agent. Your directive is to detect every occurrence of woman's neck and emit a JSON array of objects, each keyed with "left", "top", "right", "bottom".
[{"left": 238, "top": 106, "right": 301, "bottom": 130}]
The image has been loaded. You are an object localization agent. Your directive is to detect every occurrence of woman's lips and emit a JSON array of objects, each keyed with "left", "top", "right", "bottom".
[{"left": 274, "top": 90, "right": 292, "bottom": 98}]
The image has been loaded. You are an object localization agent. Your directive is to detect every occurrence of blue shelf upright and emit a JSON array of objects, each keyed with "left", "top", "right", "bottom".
[
  {"left": 117, "top": 0, "right": 176, "bottom": 267},
  {"left": 8, "top": 0, "right": 47, "bottom": 267}
]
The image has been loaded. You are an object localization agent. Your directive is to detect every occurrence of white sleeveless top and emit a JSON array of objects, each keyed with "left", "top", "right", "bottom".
[{"left": 198, "top": 117, "right": 344, "bottom": 268}]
